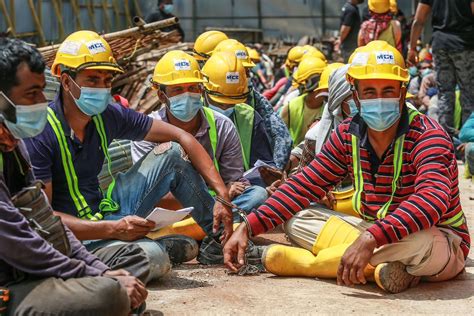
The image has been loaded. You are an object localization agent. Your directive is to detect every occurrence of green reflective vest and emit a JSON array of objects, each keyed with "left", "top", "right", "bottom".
[
  {"left": 203, "top": 104, "right": 254, "bottom": 171},
  {"left": 351, "top": 105, "right": 464, "bottom": 228},
  {"left": 287, "top": 93, "right": 307, "bottom": 145},
  {"left": 47, "top": 108, "right": 119, "bottom": 221}
]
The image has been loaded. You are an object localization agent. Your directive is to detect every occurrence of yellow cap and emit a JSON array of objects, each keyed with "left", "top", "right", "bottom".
[
  {"left": 213, "top": 39, "right": 255, "bottom": 68},
  {"left": 303, "top": 45, "right": 327, "bottom": 61},
  {"left": 201, "top": 52, "right": 249, "bottom": 105},
  {"left": 314, "top": 62, "right": 345, "bottom": 92},
  {"left": 285, "top": 46, "right": 306, "bottom": 69},
  {"left": 193, "top": 30, "right": 228, "bottom": 61},
  {"left": 152, "top": 50, "right": 204, "bottom": 86},
  {"left": 390, "top": 0, "right": 398, "bottom": 13},
  {"left": 295, "top": 56, "right": 327, "bottom": 84},
  {"left": 347, "top": 40, "right": 408, "bottom": 83},
  {"left": 368, "top": 0, "right": 390, "bottom": 14},
  {"left": 51, "top": 30, "right": 123, "bottom": 77},
  {"left": 246, "top": 47, "right": 261, "bottom": 63}
]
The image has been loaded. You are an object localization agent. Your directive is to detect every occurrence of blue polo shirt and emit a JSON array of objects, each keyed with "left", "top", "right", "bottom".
[{"left": 24, "top": 94, "right": 153, "bottom": 216}]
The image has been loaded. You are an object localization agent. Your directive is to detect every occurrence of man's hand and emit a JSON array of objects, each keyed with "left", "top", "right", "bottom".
[
  {"left": 112, "top": 216, "right": 155, "bottom": 241},
  {"left": 265, "top": 179, "right": 282, "bottom": 196},
  {"left": 213, "top": 199, "right": 233, "bottom": 244},
  {"left": 337, "top": 231, "right": 377, "bottom": 287},
  {"left": 103, "top": 269, "right": 131, "bottom": 277},
  {"left": 112, "top": 275, "right": 148, "bottom": 309},
  {"left": 228, "top": 182, "right": 248, "bottom": 200},
  {"left": 223, "top": 223, "right": 249, "bottom": 271},
  {"left": 407, "top": 48, "right": 418, "bottom": 66}
]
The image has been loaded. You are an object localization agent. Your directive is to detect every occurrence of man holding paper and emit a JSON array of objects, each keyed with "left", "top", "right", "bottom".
[{"left": 24, "top": 31, "right": 234, "bottom": 280}]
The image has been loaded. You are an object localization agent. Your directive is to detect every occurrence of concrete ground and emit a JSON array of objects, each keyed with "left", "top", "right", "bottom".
[{"left": 145, "top": 164, "right": 474, "bottom": 315}]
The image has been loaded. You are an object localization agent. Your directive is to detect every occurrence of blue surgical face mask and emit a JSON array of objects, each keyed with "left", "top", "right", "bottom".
[
  {"left": 209, "top": 104, "right": 234, "bottom": 118},
  {"left": 347, "top": 99, "right": 358, "bottom": 117},
  {"left": 408, "top": 66, "right": 418, "bottom": 77},
  {"left": 69, "top": 78, "right": 111, "bottom": 116},
  {"left": 359, "top": 97, "right": 401, "bottom": 132},
  {"left": 168, "top": 92, "right": 202, "bottom": 122},
  {"left": 420, "top": 68, "right": 433, "bottom": 78},
  {"left": 163, "top": 4, "right": 173, "bottom": 14},
  {"left": 3, "top": 102, "right": 48, "bottom": 139}
]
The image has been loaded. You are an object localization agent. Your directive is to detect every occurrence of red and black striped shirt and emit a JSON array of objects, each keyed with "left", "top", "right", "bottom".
[{"left": 248, "top": 111, "right": 470, "bottom": 258}]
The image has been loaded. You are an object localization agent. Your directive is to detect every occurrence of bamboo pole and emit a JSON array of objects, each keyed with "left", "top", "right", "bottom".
[
  {"left": 132, "top": 0, "right": 143, "bottom": 19},
  {"left": 51, "top": 0, "right": 65, "bottom": 41},
  {"left": 70, "top": 0, "right": 82, "bottom": 30},
  {"left": 27, "top": 0, "right": 46, "bottom": 46},
  {"left": 111, "top": 0, "right": 121, "bottom": 30},
  {"left": 8, "top": 0, "right": 14, "bottom": 30},
  {"left": 101, "top": 0, "right": 112, "bottom": 33},
  {"left": 87, "top": 0, "right": 97, "bottom": 31},
  {"left": 0, "top": 0, "right": 16, "bottom": 36},
  {"left": 123, "top": 0, "right": 131, "bottom": 28},
  {"left": 103, "top": 17, "right": 178, "bottom": 41}
]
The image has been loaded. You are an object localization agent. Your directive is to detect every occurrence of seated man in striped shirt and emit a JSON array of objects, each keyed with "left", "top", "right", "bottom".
[{"left": 224, "top": 41, "right": 470, "bottom": 294}]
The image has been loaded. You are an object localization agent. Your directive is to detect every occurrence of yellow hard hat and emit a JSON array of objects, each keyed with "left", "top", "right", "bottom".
[
  {"left": 368, "top": 0, "right": 390, "bottom": 14},
  {"left": 51, "top": 30, "right": 123, "bottom": 77},
  {"left": 151, "top": 50, "right": 204, "bottom": 86},
  {"left": 314, "top": 62, "right": 345, "bottom": 92},
  {"left": 201, "top": 52, "right": 249, "bottom": 105},
  {"left": 347, "top": 40, "right": 409, "bottom": 83},
  {"left": 389, "top": 0, "right": 398, "bottom": 13},
  {"left": 303, "top": 45, "right": 327, "bottom": 61},
  {"left": 295, "top": 56, "right": 327, "bottom": 84},
  {"left": 193, "top": 30, "right": 228, "bottom": 61},
  {"left": 246, "top": 47, "right": 261, "bottom": 63},
  {"left": 285, "top": 46, "right": 306, "bottom": 69},
  {"left": 213, "top": 39, "right": 255, "bottom": 68}
]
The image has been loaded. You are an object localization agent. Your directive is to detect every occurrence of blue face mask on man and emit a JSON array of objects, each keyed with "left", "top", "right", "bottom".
[
  {"left": 69, "top": 77, "right": 111, "bottom": 116},
  {"left": 209, "top": 104, "right": 234, "bottom": 118},
  {"left": 359, "top": 97, "right": 401, "bottom": 132},
  {"left": 1, "top": 100, "right": 48, "bottom": 139},
  {"left": 163, "top": 4, "right": 173, "bottom": 14},
  {"left": 347, "top": 99, "right": 358, "bottom": 117},
  {"left": 168, "top": 92, "right": 202, "bottom": 122}
]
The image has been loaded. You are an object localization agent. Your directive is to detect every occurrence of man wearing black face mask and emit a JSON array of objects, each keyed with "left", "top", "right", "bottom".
[{"left": 337, "top": 0, "right": 364, "bottom": 62}]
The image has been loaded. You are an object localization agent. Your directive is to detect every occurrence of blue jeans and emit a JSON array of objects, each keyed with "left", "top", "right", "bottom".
[
  {"left": 466, "top": 143, "right": 474, "bottom": 175},
  {"left": 108, "top": 142, "right": 215, "bottom": 234},
  {"left": 232, "top": 185, "right": 268, "bottom": 222},
  {"left": 86, "top": 142, "right": 215, "bottom": 280}
]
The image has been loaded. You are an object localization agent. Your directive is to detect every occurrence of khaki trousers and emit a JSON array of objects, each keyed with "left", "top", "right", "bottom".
[{"left": 284, "top": 205, "right": 466, "bottom": 281}]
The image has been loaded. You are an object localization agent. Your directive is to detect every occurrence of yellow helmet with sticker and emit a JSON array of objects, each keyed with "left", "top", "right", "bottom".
[
  {"left": 193, "top": 30, "right": 228, "bottom": 61},
  {"left": 303, "top": 45, "right": 327, "bottom": 61},
  {"left": 213, "top": 39, "right": 255, "bottom": 68},
  {"left": 201, "top": 51, "right": 249, "bottom": 105},
  {"left": 51, "top": 30, "right": 123, "bottom": 77},
  {"left": 347, "top": 41, "right": 408, "bottom": 83},
  {"left": 152, "top": 50, "right": 204, "bottom": 86}
]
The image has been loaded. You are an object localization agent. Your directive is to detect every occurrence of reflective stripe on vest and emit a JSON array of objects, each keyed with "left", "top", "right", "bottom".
[
  {"left": 233, "top": 103, "right": 254, "bottom": 171},
  {"left": 351, "top": 105, "right": 465, "bottom": 228},
  {"left": 288, "top": 93, "right": 307, "bottom": 145},
  {"left": 47, "top": 107, "right": 119, "bottom": 221},
  {"left": 202, "top": 107, "right": 219, "bottom": 172}
]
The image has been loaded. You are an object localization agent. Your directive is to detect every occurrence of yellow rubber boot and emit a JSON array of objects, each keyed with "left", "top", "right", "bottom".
[
  {"left": 312, "top": 216, "right": 361, "bottom": 254},
  {"left": 147, "top": 217, "right": 206, "bottom": 241},
  {"left": 263, "top": 244, "right": 375, "bottom": 279}
]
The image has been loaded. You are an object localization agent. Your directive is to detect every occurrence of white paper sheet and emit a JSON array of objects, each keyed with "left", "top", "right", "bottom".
[{"left": 146, "top": 207, "right": 194, "bottom": 231}]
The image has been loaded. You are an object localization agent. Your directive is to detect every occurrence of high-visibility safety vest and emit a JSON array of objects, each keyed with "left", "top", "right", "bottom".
[
  {"left": 287, "top": 93, "right": 307, "bottom": 145},
  {"left": 204, "top": 104, "right": 254, "bottom": 171},
  {"left": 47, "top": 108, "right": 119, "bottom": 221},
  {"left": 351, "top": 105, "right": 465, "bottom": 228}
]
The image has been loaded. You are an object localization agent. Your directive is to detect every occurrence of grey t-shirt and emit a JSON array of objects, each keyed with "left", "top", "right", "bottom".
[{"left": 132, "top": 108, "right": 245, "bottom": 184}]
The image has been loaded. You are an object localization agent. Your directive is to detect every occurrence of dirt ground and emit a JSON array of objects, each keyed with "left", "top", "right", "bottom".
[{"left": 145, "top": 164, "right": 474, "bottom": 315}]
